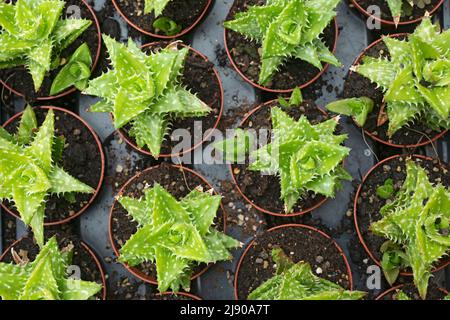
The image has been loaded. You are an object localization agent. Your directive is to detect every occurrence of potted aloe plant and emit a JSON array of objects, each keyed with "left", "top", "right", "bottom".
[
  {"left": 350, "top": 0, "right": 444, "bottom": 26},
  {"left": 112, "top": 0, "right": 212, "bottom": 38},
  {"left": 109, "top": 163, "right": 241, "bottom": 293},
  {"left": 0, "top": 0, "right": 100, "bottom": 100},
  {"left": 336, "top": 17, "right": 450, "bottom": 148},
  {"left": 354, "top": 155, "right": 450, "bottom": 300},
  {"left": 234, "top": 224, "right": 356, "bottom": 300},
  {"left": 376, "top": 284, "right": 449, "bottom": 300},
  {"left": 0, "top": 236, "right": 104, "bottom": 300},
  {"left": 217, "top": 90, "right": 351, "bottom": 216},
  {"left": 85, "top": 35, "right": 222, "bottom": 158},
  {"left": 223, "top": 0, "right": 341, "bottom": 92},
  {"left": 1, "top": 106, "right": 104, "bottom": 247}
]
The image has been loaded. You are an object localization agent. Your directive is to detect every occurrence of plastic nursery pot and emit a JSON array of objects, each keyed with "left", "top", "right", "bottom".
[
  {"left": 230, "top": 99, "right": 335, "bottom": 217},
  {"left": 234, "top": 224, "right": 354, "bottom": 300},
  {"left": 354, "top": 154, "right": 450, "bottom": 277},
  {"left": 111, "top": 0, "right": 212, "bottom": 39},
  {"left": 350, "top": 0, "right": 445, "bottom": 27},
  {"left": 115, "top": 42, "right": 224, "bottom": 158},
  {"left": 0, "top": 237, "right": 107, "bottom": 300},
  {"left": 347, "top": 34, "right": 448, "bottom": 148},
  {"left": 375, "top": 284, "right": 449, "bottom": 300},
  {"left": 109, "top": 163, "right": 228, "bottom": 285},
  {"left": 0, "top": 0, "right": 102, "bottom": 101},
  {"left": 155, "top": 292, "right": 202, "bottom": 300},
  {"left": 224, "top": 15, "right": 339, "bottom": 93},
  {"left": 1, "top": 106, "right": 105, "bottom": 226}
]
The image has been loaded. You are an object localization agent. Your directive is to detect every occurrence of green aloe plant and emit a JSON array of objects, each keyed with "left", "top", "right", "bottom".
[
  {"left": 0, "top": 106, "right": 94, "bottom": 247},
  {"left": 248, "top": 248, "right": 366, "bottom": 300},
  {"left": 386, "top": 0, "right": 427, "bottom": 26},
  {"left": 0, "top": 237, "right": 102, "bottom": 300},
  {"left": 145, "top": 0, "right": 171, "bottom": 16},
  {"left": 85, "top": 35, "right": 211, "bottom": 158},
  {"left": 370, "top": 160, "right": 450, "bottom": 299},
  {"left": 249, "top": 107, "right": 351, "bottom": 213},
  {"left": 118, "top": 183, "right": 241, "bottom": 292},
  {"left": 0, "top": 0, "right": 92, "bottom": 91},
  {"left": 352, "top": 18, "right": 450, "bottom": 136},
  {"left": 224, "top": 0, "right": 341, "bottom": 86}
]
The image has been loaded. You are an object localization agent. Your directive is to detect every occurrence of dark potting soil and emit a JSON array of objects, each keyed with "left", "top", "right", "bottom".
[
  {"left": 114, "top": 0, "right": 209, "bottom": 36},
  {"left": 343, "top": 37, "right": 442, "bottom": 146},
  {"left": 232, "top": 100, "right": 331, "bottom": 215},
  {"left": 356, "top": 156, "right": 450, "bottom": 265},
  {"left": 0, "top": 235, "right": 104, "bottom": 300},
  {"left": 225, "top": 0, "right": 336, "bottom": 91},
  {"left": 354, "top": 0, "right": 441, "bottom": 22},
  {"left": 0, "top": 0, "right": 100, "bottom": 101},
  {"left": 3, "top": 108, "right": 103, "bottom": 224},
  {"left": 152, "top": 293, "right": 197, "bottom": 300},
  {"left": 121, "top": 42, "right": 222, "bottom": 157},
  {"left": 379, "top": 283, "right": 447, "bottom": 300},
  {"left": 110, "top": 163, "right": 226, "bottom": 284},
  {"left": 236, "top": 226, "right": 351, "bottom": 300}
]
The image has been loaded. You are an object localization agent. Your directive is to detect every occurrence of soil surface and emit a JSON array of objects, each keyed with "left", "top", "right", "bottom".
[
  {"left": 114, "top": 0, "right": 209, "bottom": 36},
  {"left": 0, "top": 235, "right": 104, "bottom": 300},
  {"left": 343, "top": 36, "right": 443, "bottom": 146},
  {"left": 378, "top": 283, "right": 447, "bottom": 300},
  {"left": 356, "top": 156, "right": 450, "bottom": 266},
  {"left": 111, "top": 163, "right": 226, "bottom": 284},
  {"left": 354, "top": 0, "right": 441, "bottom": 22},
  {"left": 121, "top": 42, "right": 222, "bottom": 157},
  {"left": 3, "top": 108, "right": 103, "bottom": 224},
  {"left": 152, "top": 293, "right": 198, "bottom": 300},
  {"left": 232, "top": 100, "right": 333, "bottom": 215},
  {"left": 236, "top": 226, "right": 351, "bottom": 300},
  {"left": 0, "top": 0, "right": 100, "bottom": 100},
  {"left": 225, "top": 0, "right": 336, "bottom": 90}
]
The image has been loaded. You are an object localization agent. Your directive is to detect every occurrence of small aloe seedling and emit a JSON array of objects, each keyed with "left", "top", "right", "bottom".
[
  {"left": 0, "top": 237, "right": 102, "bottom": 300},
  {"left": 250, "top": 107, "right": 351, "bottom": 213},
  {"left": 145, "top": 0, "right": 171, "bottom": 16},
  {"left": 85, "top": 35, "right": 211, "bottom": 158},
  {"left": 0, "top": 0, "right": 92, "bottom": 91},
  {"left": 325, "top": 97, "right": 374, "bottom": 127},
  {"left": 118, "top": 183, "right": 241, "bottom": 292},
  {"left": 248, "top": 248, "right": 366, "bottom": 300},
  {"left": 386, "top": 0, "right": 426, "bottom": 26},
  {"left": 370, "top": 160, "right": 450, "bottom": 299},
  {"left": 0, "top": 106, "right": 94, "bottom": 247},
  {"left": 224, "top": 0, "right": 341, "bottom": 85},
  {"left": 353, "top": 18, "right": 450, "bottom": 136}
]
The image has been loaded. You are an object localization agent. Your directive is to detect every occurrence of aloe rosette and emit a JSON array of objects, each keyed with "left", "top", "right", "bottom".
[
  {"left": 85, "top": 36, "right": 211, "bottom": 158},
  {"left": 224, "top": 0, "right": 341, "bottom": 86},
  {"left": 0, "top": 237, "right": 102, "bottom": 300},
  {"left": 249, "top": 107, "right": 351, "bottom": 213},
  {"left": 353, "top": 17, "right": 450, "bottom": 137},
  {"left": 117, "top": 184, "right": 241, "bottom": 292},
  {"left": 0, "top": 0, "right": 92, "bottom": 91},
  {"left": 248, "top": 248, "right": 366, "bottom": 300},
  {"left": 0, "top": 106, "right": 94, "bottom": 247},
  {"left": 370, "top": 160, "right": 450, "bottom": 299}
]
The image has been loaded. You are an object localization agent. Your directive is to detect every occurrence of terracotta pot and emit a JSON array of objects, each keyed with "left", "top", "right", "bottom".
[
  {"left": 230, "top": 99, "right": 342, "bottom": 217},
  {"left": 1, "top": 106, "right": 105, "bottom": 226},
  {"left": 0, "top": 0, "right": 102, "bottom": 101},
  {"left": 0, "top": 237, "right": 107, "bottom": 300},
  {"left": 350, "top": 0, "right": 445, "bottom": 27},
  {"left": 156, "top": 292, "right": 202, "bottom": 300},
  {"left": 111, "top": 0, "right": 212, "bottom": 39},
  {"left": 348, "top": 34, "right": 447, "bottom": 148},
  {"left": 224, "top": 17, "right": 339, "bottom": 93},
  {"left": 354, "top": 154, "right": 450, "bottom": 277},
  {"left": 375, "top": 284, "right": 449, "bottom": 300},
  {"left": 234, "top": 223, "right": 354, "bottom": 300},
  {"left": 109, "top": 164, "right": 228, "bottom": 285},
  {"left": 114, "top": 42, "right": 224, "bottom": 158}
]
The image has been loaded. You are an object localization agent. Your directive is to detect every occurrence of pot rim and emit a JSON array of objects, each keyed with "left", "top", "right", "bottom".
[
  {"left": 108, "top": 163, "right": 228, "bottom": 286},
  {"left": 157, "top": 291, "right": 202, "bottom": 300},
  {"left": 1, "top": 106, "right": 105, "bottom": 226},
  {"left": 233, "top": 223, "right": 354, "bottom": 300},
  {"left": 375, "top": 283, "right": 449, "bottom": 300}
]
